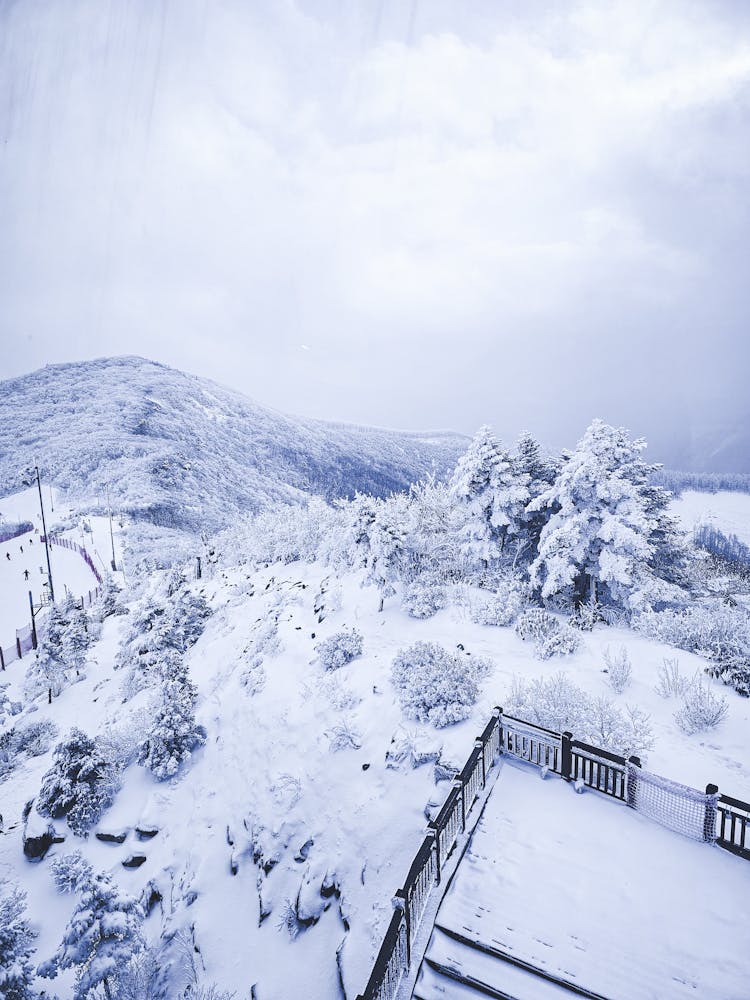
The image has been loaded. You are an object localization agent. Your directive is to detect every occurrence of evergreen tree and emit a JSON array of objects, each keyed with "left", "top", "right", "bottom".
[
  {"left": 449, "top": 426, "right": 526, "bottom": 571},
  {"left": 99, "top": 574, "right": 127, "bottom": 618},
  {"left": 37, "top": 728, "right": 115, "bottom": 835},
  {"left": 62, "top": 605, "right": 91, "bottom": 675},
  {"left": 139, "top": 652, "right": 205, "bottom": 780},
  {"left": 510, "top": 431, "right": 558, "bottom": 564},
  {"left": 529, "top": 419, "right": 682, "bottom": 610},
  {"left": 364, "top": 495, "right": 408, "bottom": 611},
  {"left": 24, "top": 602, "right": 69, "bottom": 703},
  {"left": 0, "top": 888, "right": 37, "bottom": 1000},
  {"left": 39, "top": 867, "right": 144, "bottom": 999}
]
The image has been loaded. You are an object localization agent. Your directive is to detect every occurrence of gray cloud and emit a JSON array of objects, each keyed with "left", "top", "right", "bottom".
[{"left": 1, "top": 0, "right": 749, "bottom": 469}]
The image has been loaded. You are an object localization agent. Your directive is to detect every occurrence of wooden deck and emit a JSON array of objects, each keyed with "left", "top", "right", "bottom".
[{"left": 412, "top": 760, "right": 750, "bottom": 1000}]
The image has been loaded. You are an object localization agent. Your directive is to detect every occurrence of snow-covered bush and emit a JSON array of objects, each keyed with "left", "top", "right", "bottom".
[
  {"left": 635, "top": 602, "right": 750, "bottom": 696},
  {"left": 326, "top": 720, "right": 362, "bottom": 752},
  {"left": 107, "top": 947, "right": 168, "bottom": 1000},
  {"left": 50, "top": 851, "right": 94, "bottom": 894},
  {"left": 98, "top": 574, "right": 129, "bottom": 619},
  {"left": 402, "top": 577, "right": 448, "bottom": 619},
  {"left": 0, "top": 888, "right": 37, "bottom": 1000},
  {"left": 37, "top": 728, "right": 118, "bottom": 835},
  {"left": 515, "top": 608, "right": 559, "bottom": 644},
  {"left": 139, "top": 654, "right": 206, "bottom": 780},
  {"left": 506, "top": 673, "right": 654, "bottom": 758},
  {"left": 391, "top": 641, "right": 486, "bottom": 728},
  {"left": 603, "top": 645, "right": 632, "bottom": 694},
  {"left": 674, "top": 680, "right": 729, "bottom": 735},
  {"left": 654, "top": 658, "right": 693, "bottom": 698},
  {"left": 39, "top": 865, "right": 144, "bottom": 999},
  {"left": 569, "top": 600, "right": 604, "bottom": 632},
  {"left": 535, "top": 625, "right": 582, "bottom": 660},
  {"left": 99, "top": 709, "right": 153, "bottom": 770},
  {"left": 469, "top": 578, "right": 526, "bottom": 627},
  {"left": 240, "top": 654, "right": 267, "bottom": 696},
  {"left": 315, "top": 628, "right": 363, "bottom": 671},
  {"left": 515, "top": 608, "right": 581, "bottom": 659}
]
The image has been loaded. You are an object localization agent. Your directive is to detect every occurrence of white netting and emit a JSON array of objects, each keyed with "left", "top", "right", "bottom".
[{"left": 627, "top": 763, "right": 718, "bottom": 842}]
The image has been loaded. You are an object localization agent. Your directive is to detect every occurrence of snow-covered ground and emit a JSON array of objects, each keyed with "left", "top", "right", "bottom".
[
  {"left": 671, "top": 490, "right": 750, "bottom": 546},
  {"left": 1, "top": 545, "right": 750, "bottom": 998},
  {"left": 0, "top": 487, "right": 118, "bottom": 637},
  {"left": 417, "top": 758, "right": 750, "bottom": 999}
]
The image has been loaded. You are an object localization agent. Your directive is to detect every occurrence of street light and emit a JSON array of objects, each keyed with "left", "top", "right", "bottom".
[{"left": 35, "top": 465, "right": 55, "bottom": 603}]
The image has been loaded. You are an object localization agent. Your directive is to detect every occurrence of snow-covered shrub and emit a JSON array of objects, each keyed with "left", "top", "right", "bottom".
[
  {"left": 635, "top": 603, "right": 750, "bottom": 696},
  {"left": 469, "top": 578, "right": 526, "bottom": 627},
  {"left": 654, "top": 658, "right": 692, "bottom": 699},
  {"left": 515, "top": 608, "right": 559, "bottom": 644},
  {"left": 99, "top": 709, "right": 153, "bottom": 769},
  {"left": 37, "top": 728, "right": 118, "bottom": 835},
  {"left": 603, "top": 646, "right": 632, "bottom": 694},
  {"left": 314, "top": 674, "right": 361, "bottom": 712},
  {"left": 39, "top": 866, "right": 144, "bottom": 999},
  {"left": 674, "top": 680, "right": 729, "bottom": 735},
  {"left": 506, "top": 673, "right": 654, "bottom": 758},
  {"left": 50, "top": 851, "right": 94, "bottom": 894},
  {"left": 108, "top": 947, "right": 168, "bottom": 1000},
  {"left": 315, "top": 628, "right": 363, "bottom": 671},
  {"left": 401, "top": 577, "right": 448, "bottom": 619},
  {"left": 569, "top": 600, "right": 604, "bottom": 632},
  {"left": 0, "top": 888, "right": 37, "bottom": 1000},
  {"left": 515, "top": 609, "right": 580, "bottom": 659},
  {"left": 326, "top": 720, "right": 362, "bottom": 752},
  {"left": 139, "top": 654, "right": 205, "bottom": 780},
  {"left": 13, "top": 717, "right": 58, "bottom": 757},
  {"left": 240, "top": 654, "right": 267, "bottom": 696},
  {"left": 98, "top": 574, "right": 129, "bottom": 619},
  {"left": 535, "top": 625, "right": 582, "bottom": 660},
  {"left": 391, "top": 641, "right": 484, "bottom": 728}
]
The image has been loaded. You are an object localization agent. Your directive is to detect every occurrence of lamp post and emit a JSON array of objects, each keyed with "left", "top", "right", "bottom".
[
  {"left": 35, "top": 465, "right": 55, "bottom": 603},
  {"left": 105, "top": 483, "right": 117, "bottom": 571}
]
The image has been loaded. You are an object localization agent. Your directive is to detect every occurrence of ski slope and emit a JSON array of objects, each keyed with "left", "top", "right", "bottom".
[
  {"left": 416, "top": 759, "right": 750, "bottom": 1000},
  {"left": 0, "top": 487, "right": 116, "bottom": 637}
]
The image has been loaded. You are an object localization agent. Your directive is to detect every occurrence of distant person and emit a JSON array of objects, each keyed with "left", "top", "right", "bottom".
[
  {"left": 24, "top": 568, "right": 29, "bottom": 580},
  {"left": 19, "top": 545, "right": 23, "bottom": 554},
  {"left": 5, "top": 552, "right": 9, "bottom": 561},
  {"left": 29, "top": 537, "right": 33, "bottom": 545}
]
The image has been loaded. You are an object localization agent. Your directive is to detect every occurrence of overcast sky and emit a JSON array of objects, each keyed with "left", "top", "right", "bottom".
[{"left": 1, "top": 0, "right": 749, "bottom": 469}]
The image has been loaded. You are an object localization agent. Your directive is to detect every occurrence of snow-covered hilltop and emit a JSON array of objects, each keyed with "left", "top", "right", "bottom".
[{"left": 0, "top": 357, "right": 466, "bottom": 535}]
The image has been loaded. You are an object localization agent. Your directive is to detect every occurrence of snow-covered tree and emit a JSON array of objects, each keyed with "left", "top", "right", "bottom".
[
  {"left": 0, "top": 888, "right": 37, "bottom": 1000},
  {"left": 37, "top": 728, "right": 116, "bottom": 835},
  {"left": 529, "top": 420, "right": 682, "bottom": 611},
  {"left": 24, "top": 601, "right": 69, "bottom": 703},
  {"left": 39, "top": 866, "right": 144, "bottom": 1000},
  {"left": 449, "top": 426, "right": 526, "bottom": 573},
  {"left": 62, "top": 604, "right": 91, "bottom": 675},
  {"left": 139, "top": 652, "right": 205, "bottom": 780},
  {"left": 365, "top": 495, "right": 409, "bottom": 610},
  {"left": 403, "top": 476, "right": 463, "bottom": 582},
  {"left": 391, "top": 641, "right": 491, "bottom": 728},
  {"left": 98, "top": 575, "right": 128, "bottom": 619},
  {"left": 510, "top": 431, "right": 558, "bottom": 565}
]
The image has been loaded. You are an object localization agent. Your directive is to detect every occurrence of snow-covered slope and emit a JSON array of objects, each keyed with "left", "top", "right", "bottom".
[
  {"left": 0, "top": 357, "right": 466, "bottom": 532},
  {"left": 671, "top": 490, "right": 750, "bottom": 548},
  {"left": 2, "top": 558, "right": 749, "bottom": 999}
]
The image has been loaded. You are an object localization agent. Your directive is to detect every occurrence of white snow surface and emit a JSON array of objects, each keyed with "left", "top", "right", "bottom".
[
  {"left": 671, "top": 490, "right": 750, "bottom": 547},
  {"left": 1, "top": 550, "right": 749, "bottom": 997}
]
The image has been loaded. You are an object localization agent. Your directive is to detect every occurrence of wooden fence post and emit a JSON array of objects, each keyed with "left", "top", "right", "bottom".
[
  {"left": 475, "top": 738, "right": 486, "bottom": 785},
  {"left": 394, "top": 889, "right": 410, "bottom": 966},
  {"left": 16, "top": 636, "right": 22, "bottom": 659},
  {"left": 626, "top": 756, "right": 641, "bottom": 808},
  {"left": 428, "top": 822, "right": 440, "bottom": 885},
  {"left": 454, "top": 778, "right": 466, "bottom": 832},
  {"left": 561, "top": 731, "right": 573, "bottom": 782},
  {"left": 705, "top": 783, "right": 719, "bottom": 843},
  {"left": 0, "top": 646, "right": 4, "bottom": 670}
]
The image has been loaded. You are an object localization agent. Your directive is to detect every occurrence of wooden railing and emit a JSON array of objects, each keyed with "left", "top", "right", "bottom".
[{"left": 355, "top": 709, "right": 750, "bottom": 1000}]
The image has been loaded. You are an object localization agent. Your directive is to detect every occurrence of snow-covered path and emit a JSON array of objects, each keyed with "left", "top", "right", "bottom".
[{"left": 415, "top": 760, "right": 750, "bottom": 1000}]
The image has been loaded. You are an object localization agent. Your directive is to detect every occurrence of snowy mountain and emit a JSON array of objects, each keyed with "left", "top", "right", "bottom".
[{"left": 0, "top": 357, "right": 466, "bottom": 531}]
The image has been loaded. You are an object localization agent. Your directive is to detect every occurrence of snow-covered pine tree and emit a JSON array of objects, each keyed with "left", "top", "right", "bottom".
[
  {"left": 529, "top": 419, "right": 679, "bottom": 611},
  {"left": 139, "top": 651, "right": 205, "bottom": 780},
  {"left": 0, "top": 888, "right": 37, "bottom": 1000},
  {"left": 37, "top": 728, "right": 116, "bottom": 835},
  {"left": 24, "top": 600, "right": 70, "bottom": 703},
  {"left": 344, "top": 492, "right": 378, "bottom": 570},
  {"left": 99, "top": 574, "right": 127, "bottom": 619},
  {"left": 38, "top": 866, "right": 144, "bottom": 1000},
  {"left": 511, "top": 430, "right": 559, "bottom": 565},
  {"left": 449, "top": 426, "right": 526, "bottom": 573},
  {"left": 364, "top": 494, "right": 408, "bottom": 611},
  {"left": 62, "top": 604, "right": 91, "bottom": 675}
]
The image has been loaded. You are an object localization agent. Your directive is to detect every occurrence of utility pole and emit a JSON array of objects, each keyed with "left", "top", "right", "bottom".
[
  {"left": 105, "top": 483, "right": 117, "bottom": 571},
  {"left": 29, "top": 590, "right": 38, "bottom": 650},
  {"left": 35, "top": 465, "right": 55, "bottom": 602}
]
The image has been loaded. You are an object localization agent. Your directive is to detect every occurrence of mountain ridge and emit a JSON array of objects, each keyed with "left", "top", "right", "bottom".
[{"left": 0, "top": 356, "right": 467, "bottom": 533}]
